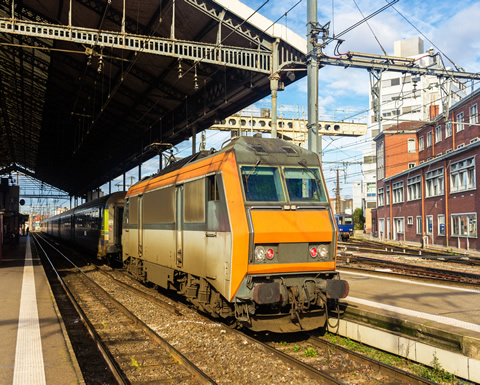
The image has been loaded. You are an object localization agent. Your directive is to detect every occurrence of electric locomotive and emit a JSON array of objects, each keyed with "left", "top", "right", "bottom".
[
  {"left": 123, "top": 136, "right": 348, "bottom": 332},
  {"left": 335, "top": 213, "right": 354, "bottom": 241}
]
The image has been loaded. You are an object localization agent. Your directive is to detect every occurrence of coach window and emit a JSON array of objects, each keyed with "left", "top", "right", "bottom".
[
  {"left": 240, "top": 166, "right": 285, "bottom": 202},
  {"left": 185, "top": 179, "right": 206, "bottom": 223}
]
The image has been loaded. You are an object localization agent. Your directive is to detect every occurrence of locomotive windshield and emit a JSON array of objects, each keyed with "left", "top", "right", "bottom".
[
  {"left": 241, "top": 166, "right": 286, "bottom": 202},
  {"left": 240, "top": 165, "right": 327, "bottom": 203},
  {"left": 284, "top": 167, "right": 327, "bottom": 203}
]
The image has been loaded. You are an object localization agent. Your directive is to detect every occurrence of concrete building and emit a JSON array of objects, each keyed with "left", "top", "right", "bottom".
[
  {"left": 373, "top": 88, "right": 480, "bottom": 251},
  {"left": 369, "top": 37, "right": 466, "bottom": 133}
]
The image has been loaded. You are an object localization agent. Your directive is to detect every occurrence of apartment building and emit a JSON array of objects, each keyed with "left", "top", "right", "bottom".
[{"left": 373, "top": 88, "right": 480, "bottom": 251}]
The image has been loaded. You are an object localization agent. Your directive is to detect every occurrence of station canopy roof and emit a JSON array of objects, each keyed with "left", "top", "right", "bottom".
[{"left": 0, "top": 0, "right": 306, "bottom": 196}]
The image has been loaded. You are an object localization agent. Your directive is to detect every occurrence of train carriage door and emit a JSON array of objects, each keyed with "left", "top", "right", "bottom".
[
  {"left": 175, "top": 185, "right": 184, "bottom": 267},
  {"left": 138, "top": 195, "right": 144, "bottom": 257}
]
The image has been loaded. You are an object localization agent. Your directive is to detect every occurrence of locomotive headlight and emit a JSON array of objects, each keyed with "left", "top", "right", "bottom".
[
  {"left": 318, "top": 245, "right": 328, "bottom": 259},
  {"left": 255, "top": 246, "right": 266, "bottom": 262}
]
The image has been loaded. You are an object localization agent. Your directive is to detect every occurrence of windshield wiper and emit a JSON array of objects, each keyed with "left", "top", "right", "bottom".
[
  {"left": 244, "top": 159, "right": 261, "bottom": 192},
  {"left": 298, "top": 159, "right": 323, "bottom": 199}
]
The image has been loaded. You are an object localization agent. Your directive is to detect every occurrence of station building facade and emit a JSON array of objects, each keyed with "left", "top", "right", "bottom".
[{"left": 373, "top": 88, "right": 480, "bottom": 251}]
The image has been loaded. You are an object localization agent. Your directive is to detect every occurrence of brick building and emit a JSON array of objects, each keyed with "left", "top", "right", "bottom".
[{"left": 373, "top": 88, "right": 480, "bottom": 251}]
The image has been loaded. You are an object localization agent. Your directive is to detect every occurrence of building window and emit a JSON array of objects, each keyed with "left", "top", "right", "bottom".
[
  {"left": 456, "top": 112, "right": 464, "bottom": 132},
  {"left": 426, "top": 215, "right": 433, "bottom": 235},
  {"left": 450, "top": 157, "right": 475, "bottom": 193},
  {"left": 435, "top": 125, "right": 442, "bottom": 143},
  {"left": 416, "top": 216, "right": 422, "bottom": 235},
  {"left": 451, "top": 213, "right": 477, "bottom": 237},
  {"left": 366, "top": 182, "right": 376, "bottom": 197},
  {"left": 419, "top": 136, "right": 424, "bottom": 151},
  {"left": 425, "top": 167, "right": 444, "bottom": 197},
  {"left": 391, "top": 78, "right": 400, "bottom": 86},
  {"left": 378, "top": 218, "right": 385, "bottom": 239},
  {"left": 408, "top": 163, "right": 416, "bottom": 169},
  {"left": 469, "top": 104, "right": 478, "bottom": 125},
  {"left": 393, "top": 181, "right": 404, "bottom": 203},
  {"left": 445, "top": 121, "right": 453, "bottom": 138},
  {"left": 377, "top": 141, "right": 385, "bottom": 180},
  {"left": 378, "top": 188, "right": 384, "bottom": 206},
  {"left": 438, "top": 214, "right": 446, "bottom": 236},
  {"left": 408, "top": 138, "right": 416, "bottom": 153},
  {"left": 407, "top": 216, "right": 413, "bottom": 225},
  {"left": 407, "top": 175, "right": 421, "bottom": 201},
  {"left": 386, "top": 185, "right": 390, "bottom": 205},
  {"left": 394, "top": 217, "right": 405, "bottom": 235},
  {"left": 427, "top": 131, "right": 432, "bottom": 147}
]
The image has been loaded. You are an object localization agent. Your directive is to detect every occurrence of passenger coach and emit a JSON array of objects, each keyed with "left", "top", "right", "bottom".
[{"left": 45, "top": 191, "right": 126, "bottom": 260}]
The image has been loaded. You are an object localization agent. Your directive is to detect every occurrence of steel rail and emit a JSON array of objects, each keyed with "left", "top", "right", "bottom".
[
  {"left": 225, "top": 328, "right": 346, "bottom": 385},
  {"left": 33, "top": 233, "right": 217, "bottom": 385},
  {"left": 93, "top": 266, "right": 183, "bottom": 316},
  {"left": 32, "top": 234, "right": 129, "bottom": 385},
  {"left": 306, "top": 335, "right": 438, "bottom": 385}
]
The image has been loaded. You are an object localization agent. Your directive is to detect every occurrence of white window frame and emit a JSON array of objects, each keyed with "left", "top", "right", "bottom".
[
  {"left": 407, "top": 216, "right": 413, "bottom": 225},
  {"left": 445, "top": 121, "right": 453, "bottom": 138},
  {"left": 416, "top": 216, "right": 422, "bottom": 235},
  {"left": 419, "top": 136, "right": 424, "bottom": 151},
  {"left": 427, "top": 131, "right": 432, "bottom": 148},
  {"left": 392, "top": 181, "right": 404, "bottom": 204},
  {"left": 408, "top": 138, "right": 416, "bottom": 153},
  {"left": 438, "top": 214, "right": 446, "bottom": 236},
  {"left": 378, "top": 218, "right": 385, "bottom": 239},
  {"left": 426, "top": 215, "right": 433, "bottom": 235},
  {"left": 407, "top": 175, "right": 421, "bottom": 201},
  {"left": 435, "top": 125, "right": 442, "bottom": 143},
  {"left": 386, "top": 185, "right": 390, "bottom": 205},
  {"left": 450, "top": 157, "right": 475, "bottom": 193},
  {"left": 393, "top": 217, "right": 405, "bottom": 240},
  {"left": 456, "top": 112, "right": 464, "bottom": 132},
  {"left": 425, "top": 167, "right": 444, "bottom": 198},
  {"left": 451, "top": 213, "right": 477, "bottom": 238},
  {"left": 377, "top": 187, "right": 384, "bottom": 207},
  {"left": 469, "top": 104, "right": 478, "bottom": 126}
]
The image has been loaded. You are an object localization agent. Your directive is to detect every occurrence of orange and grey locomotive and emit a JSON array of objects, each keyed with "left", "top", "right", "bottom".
[{"left": 122, "top": 136, "right": 348, "bottom": 332}]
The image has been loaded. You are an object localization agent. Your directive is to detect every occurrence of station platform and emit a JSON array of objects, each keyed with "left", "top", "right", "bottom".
[
  {"left": 336, "top": 268, "right": 480, "bottom": 382},
  {"left": 0, "top": 235, "right": 84, "bottom": 385}
]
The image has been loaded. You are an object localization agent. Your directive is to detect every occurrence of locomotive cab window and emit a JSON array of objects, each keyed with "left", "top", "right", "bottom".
[
  {"left": 284, "top": 167, "right": 327, "bottom": 202},
  {"left": 240, "top": 166, "right": 285, "bottom": 202}
]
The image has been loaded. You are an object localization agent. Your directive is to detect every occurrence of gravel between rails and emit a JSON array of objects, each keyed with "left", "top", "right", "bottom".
[{"left": 88, "top": 268, "right": 325, "bottom": 384}]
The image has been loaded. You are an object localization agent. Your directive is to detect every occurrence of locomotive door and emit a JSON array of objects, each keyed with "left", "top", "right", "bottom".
[
  {"left": 138, "top": 195, "right": 143, "bottom": 257},
  {"left": 175, "top": 185, "right": 184, "bottom": 267}
]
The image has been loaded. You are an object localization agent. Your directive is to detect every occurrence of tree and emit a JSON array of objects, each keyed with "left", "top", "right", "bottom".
[{"left": 353, "top": 208, "right": 365, "bottom": 230}]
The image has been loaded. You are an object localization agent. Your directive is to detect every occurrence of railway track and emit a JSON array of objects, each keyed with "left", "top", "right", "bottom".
[
  {"left": 337, "top": 239, "right": 480, "bottom": 285},
  {"left": 244, "top": 330, "right": 438, "bottom": 385},
  {"left": 35, "top": 233, "right": 460, "bottom": 384},
  {"left": 33, "top": 234, "right": 215, "bottom": 385}
]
